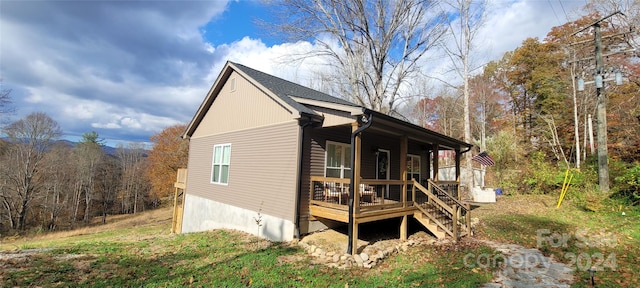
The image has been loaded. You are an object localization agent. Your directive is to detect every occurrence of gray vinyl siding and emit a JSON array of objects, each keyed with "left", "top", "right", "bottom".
[
  {"left": 360, "top": 132, "right": 401, "bottom": 180},
  {"left": 297, "top": 125, "right": 313, "bottom": 225},
  {"left": 308, "top": 126, "right": 352, "bottom": 178},
  {"left": 298, "top": 125, "right": 351, "bottom": 223},
  {"left": 186, "top": 121, "right": 300, "bottom": 221},
  {"left": 306, "top": 129, "right": 434, "bottom": 190},
  {"left": 191, "top": 71, "right": 294, "bottom": 139}
]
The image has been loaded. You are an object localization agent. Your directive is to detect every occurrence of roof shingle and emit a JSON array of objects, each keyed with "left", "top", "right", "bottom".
[{"left": 231, "top": 62, "right": 358, "bottom": 116}]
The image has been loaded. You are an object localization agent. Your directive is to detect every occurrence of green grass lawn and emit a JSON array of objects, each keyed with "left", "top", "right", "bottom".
[
  {"left": 1, "top": 211, "right": 494, "bottom": 288},
  {"left": 2, "top": 195, "right": 638, "bottom": 287},
  {"left": 474, "top": 194, "right": 640, "bottom": 288}
]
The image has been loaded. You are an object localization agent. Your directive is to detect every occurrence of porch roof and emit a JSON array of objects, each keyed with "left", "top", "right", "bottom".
[{"left": 362, "top": 109, "right": 473, "bottom": 151}]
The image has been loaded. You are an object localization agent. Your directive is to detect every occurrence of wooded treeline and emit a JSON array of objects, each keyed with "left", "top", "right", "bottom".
[
  {"left": 0, "top": 112, "right": 188, "bottom": 233},
  {"left": 2, "top": 1, "right": 639, "bottom": 234},
  {"left": 266, "top": 0, "right": 639, "bottom": 201},
  {"left": 410, "top": 4, "right": 640, "bottom": 200}
]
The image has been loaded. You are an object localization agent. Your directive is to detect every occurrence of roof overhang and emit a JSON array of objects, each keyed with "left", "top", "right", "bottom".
[
  {"left": 289, "top": 96, "right": 363, "bottom": 116},
  {"left": 362, "top": 109, "right": 472, "bottom": 151}
]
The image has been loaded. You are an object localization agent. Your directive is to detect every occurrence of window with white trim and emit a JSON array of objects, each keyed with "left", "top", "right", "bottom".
[
  {"left": 211, "top": 144, "right": 231, "bottom": 184},
  {"left": 325, "top": 141, "right": 351, "bottom": 178},
  {"left": 407, "top": 154, "right": 421, "bottom": 182}
]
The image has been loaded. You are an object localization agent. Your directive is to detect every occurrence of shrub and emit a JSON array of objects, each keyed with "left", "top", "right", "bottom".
[
  {"left": 497, "top": 169, "right": 523, "bottom": 195},
  {"left": 520, "top": 151, "right": 564, "bottom": 194},
  {"left": 613, "top": 163, "right": 640, "bottom": 205}
]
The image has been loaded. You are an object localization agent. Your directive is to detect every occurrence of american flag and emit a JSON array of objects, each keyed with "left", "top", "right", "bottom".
[{"left": 472, "top": 151, "right": 495, "bottom": 166}]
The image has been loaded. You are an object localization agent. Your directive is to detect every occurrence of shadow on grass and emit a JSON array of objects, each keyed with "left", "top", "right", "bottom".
[
  {"left": 330, "top": 217, "right": 440, "bottom": 251},
  {"left": 2, "top": 229, "right": 497, "bottom": 288},
  {"left": 478, "top": 214, "right": 575, "bottom": 248},
  {"left": 61, "top": 240, "right": 352, "bottom": 288},
  {"left": 118, "top": 244, "right": 294, "bottom": 286}
]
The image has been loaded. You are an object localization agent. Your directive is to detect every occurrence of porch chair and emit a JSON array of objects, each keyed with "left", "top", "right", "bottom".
[
  {"left": 324, "top": 182, "right": 346, "bottom": 204},
  {"left": 359, "top": 184, "right": 376, "bottom": 203}
]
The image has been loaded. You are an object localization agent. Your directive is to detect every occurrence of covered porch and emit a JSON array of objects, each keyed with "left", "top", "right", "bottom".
[{"left": 306, "top": 110, "right": 473, "bottom": 254}]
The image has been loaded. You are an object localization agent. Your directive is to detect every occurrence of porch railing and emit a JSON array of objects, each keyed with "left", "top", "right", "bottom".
[
  {"left": 413, "top": 179, "right": 471, "bottom": 240},
  {"left": 172, "top": 168, "right": 187, "bottom": 234},
  {"left": 310, "top": 176, "right": 470, "bottom": 240},
  {"left": 311, "top": 176, "right": 415, "bottom": 210},
  {"left": 175, "top": 168, "right": 187, "bottom": 189},
  {"left": 434, "top": 181, "right": 460, "bottom": 200}
]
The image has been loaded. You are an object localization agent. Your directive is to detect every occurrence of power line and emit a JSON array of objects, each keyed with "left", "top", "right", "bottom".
[
  {"left": 547, "top": 0, "right": 562, "bottom": 26},
  {"left": 558, "top": 0, "right": 570, "bottom": 23},
  {"left": 569, "top": 11, "right": 634, "bottom": 193}
]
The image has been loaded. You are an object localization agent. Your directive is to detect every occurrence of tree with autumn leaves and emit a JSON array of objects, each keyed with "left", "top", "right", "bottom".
[
  {"left": 146, "top": 124, "right": 189, "bottom": 201},
  {"left": 413, "top": 7, "right": 640, "bottom": 199}
]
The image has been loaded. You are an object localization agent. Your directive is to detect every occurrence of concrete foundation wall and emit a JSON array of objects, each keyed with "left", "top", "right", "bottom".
[{"left": 181, "top": 194, "right": 295, "bottom": 242}]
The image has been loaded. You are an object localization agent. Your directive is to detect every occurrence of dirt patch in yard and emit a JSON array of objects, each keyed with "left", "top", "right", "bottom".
[
  {"left": 299, "top": 218, "right": 438, "bottom": 256},
  {"left": 1, "top": 207, "right": 173, "bottom": 250},
  {"left": 300, "top": 229, "right": 364, "bottom": 253}
]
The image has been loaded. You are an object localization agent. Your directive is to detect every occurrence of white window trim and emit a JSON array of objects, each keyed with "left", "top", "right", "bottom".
[
  {"left": 211, "top": 143, "right": 232, "bottom": 185},
  {"left": 407, "top": 154, "right": 421, "bottom": 182},
  {"left": 324, "top": 141, "right": 351, "bottom": 179}
]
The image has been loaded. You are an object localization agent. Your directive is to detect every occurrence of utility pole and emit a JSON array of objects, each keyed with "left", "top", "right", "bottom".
[
  {"left": 594, "top": 21, "right": 610, "bottom": 192},
  {"left": 571, "top": 11, "right": 633, "bottom": 192},
  {"left": 570, "top": 51, "right": 581, "bottom": 169}
]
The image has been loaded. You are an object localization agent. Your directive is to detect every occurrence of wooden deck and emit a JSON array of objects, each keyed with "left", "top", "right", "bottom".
[
  {"left": 310, "top": 176, "right": 471, "bottom": 241},
  {"left": 172, "top": 168, "right": 188, "bottom": 233}
]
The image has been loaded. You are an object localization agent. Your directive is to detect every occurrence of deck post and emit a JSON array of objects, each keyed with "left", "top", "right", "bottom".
[
  {"left": 400, "top": 135, "right": 408, "bottom": 208},
  {"left": 351, "top": 122, "right": 362, "bottom": 255},
  {"left": 452, "top": 204, "right": 458, "bottom": 241},
  {"left": 172, "top": 168, "right": 187, "bottom": 234},
  {"left": 411, "top": 182, "right": 416, "bottom": 208},
  {"left": 455, "top": 149, "right": 461, "bottom": 201},
  {"left": 466, "top": 203, "right": 472, "bottom": 236},
  {"left": 172, "top": 186, "right": 179, "bottom": 233},
  {"left": 348, "top": 114, "right": 372, "bottom": 255},
  {"left": 433, "top": 144, "right": 439, "bottom": 182},
  {"left": 352, "top": 220, "right": 359, "bottom": 254},
  {"left": 352, "top": 122, "right": 361, "bottom": 215},
  {"left": 425, "top": 149, "right": 431, "bottom": 183},
  {"left": 400, "top": 215, "right": 407, "bottom": 241}
]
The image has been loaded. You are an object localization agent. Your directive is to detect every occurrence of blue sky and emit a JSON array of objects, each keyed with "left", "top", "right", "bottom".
[
  {"left": 203, "top": 1, "right": 276, "bottom": 46},
  {"left": 0, "top": 0, "right": 586, "bottom": 147}
]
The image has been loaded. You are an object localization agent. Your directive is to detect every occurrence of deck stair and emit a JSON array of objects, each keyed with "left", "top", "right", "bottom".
[{"left": 412, "top": 180, "right": 471, "bottom": 240}]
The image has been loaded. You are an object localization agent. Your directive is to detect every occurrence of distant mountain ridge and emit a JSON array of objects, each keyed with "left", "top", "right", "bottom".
[
  {"left": 1, "top": 138, "right": 145, "bottom": 156},
  {"left": 53, "top": 139, "right": 118, "bottom": 155}
]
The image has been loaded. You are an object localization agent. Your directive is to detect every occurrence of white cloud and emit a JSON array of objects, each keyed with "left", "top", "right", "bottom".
[
  {"left": 477, "top": 0, "right": 584, "bottom": 62},
  {"left": 92, "top": 122, "right": 121, "bottom": 129},
  {"left": 0, "top": 0, "right": 589, "bottom": 147},
  {"left": 120, "top": 117, "right": 142, "bottom": 129},
  {"left": 1, "top": 1, "right": 230, "bottom": 145},
  {"left": 63, "top": 104, "right": 95, "bottom": 120}
]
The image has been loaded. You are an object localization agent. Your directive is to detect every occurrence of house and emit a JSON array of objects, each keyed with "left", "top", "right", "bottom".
[{"left": 180, "top": 61, "right": 473, "bottom": 253}]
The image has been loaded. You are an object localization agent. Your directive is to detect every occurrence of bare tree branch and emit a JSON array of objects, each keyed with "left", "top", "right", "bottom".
[{"left": 267, "top": 0, "right": 447, "bottom": 114}]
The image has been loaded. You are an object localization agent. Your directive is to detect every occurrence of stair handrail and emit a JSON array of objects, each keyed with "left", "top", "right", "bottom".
[
  {"left": 412, "top": 180, "right": 455, "bottom": 237},
  {"left": 426, "top": 179, "right": 469, "bottom": 211},
  {"left": 412, "top": 180, "right": 454, "bottom": 215},
  {"left": 421, "top": 179, "right": 472, "bottom": 239},
  {"left": 427, "top": 179, "right": 471, "bottom": 235}
]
